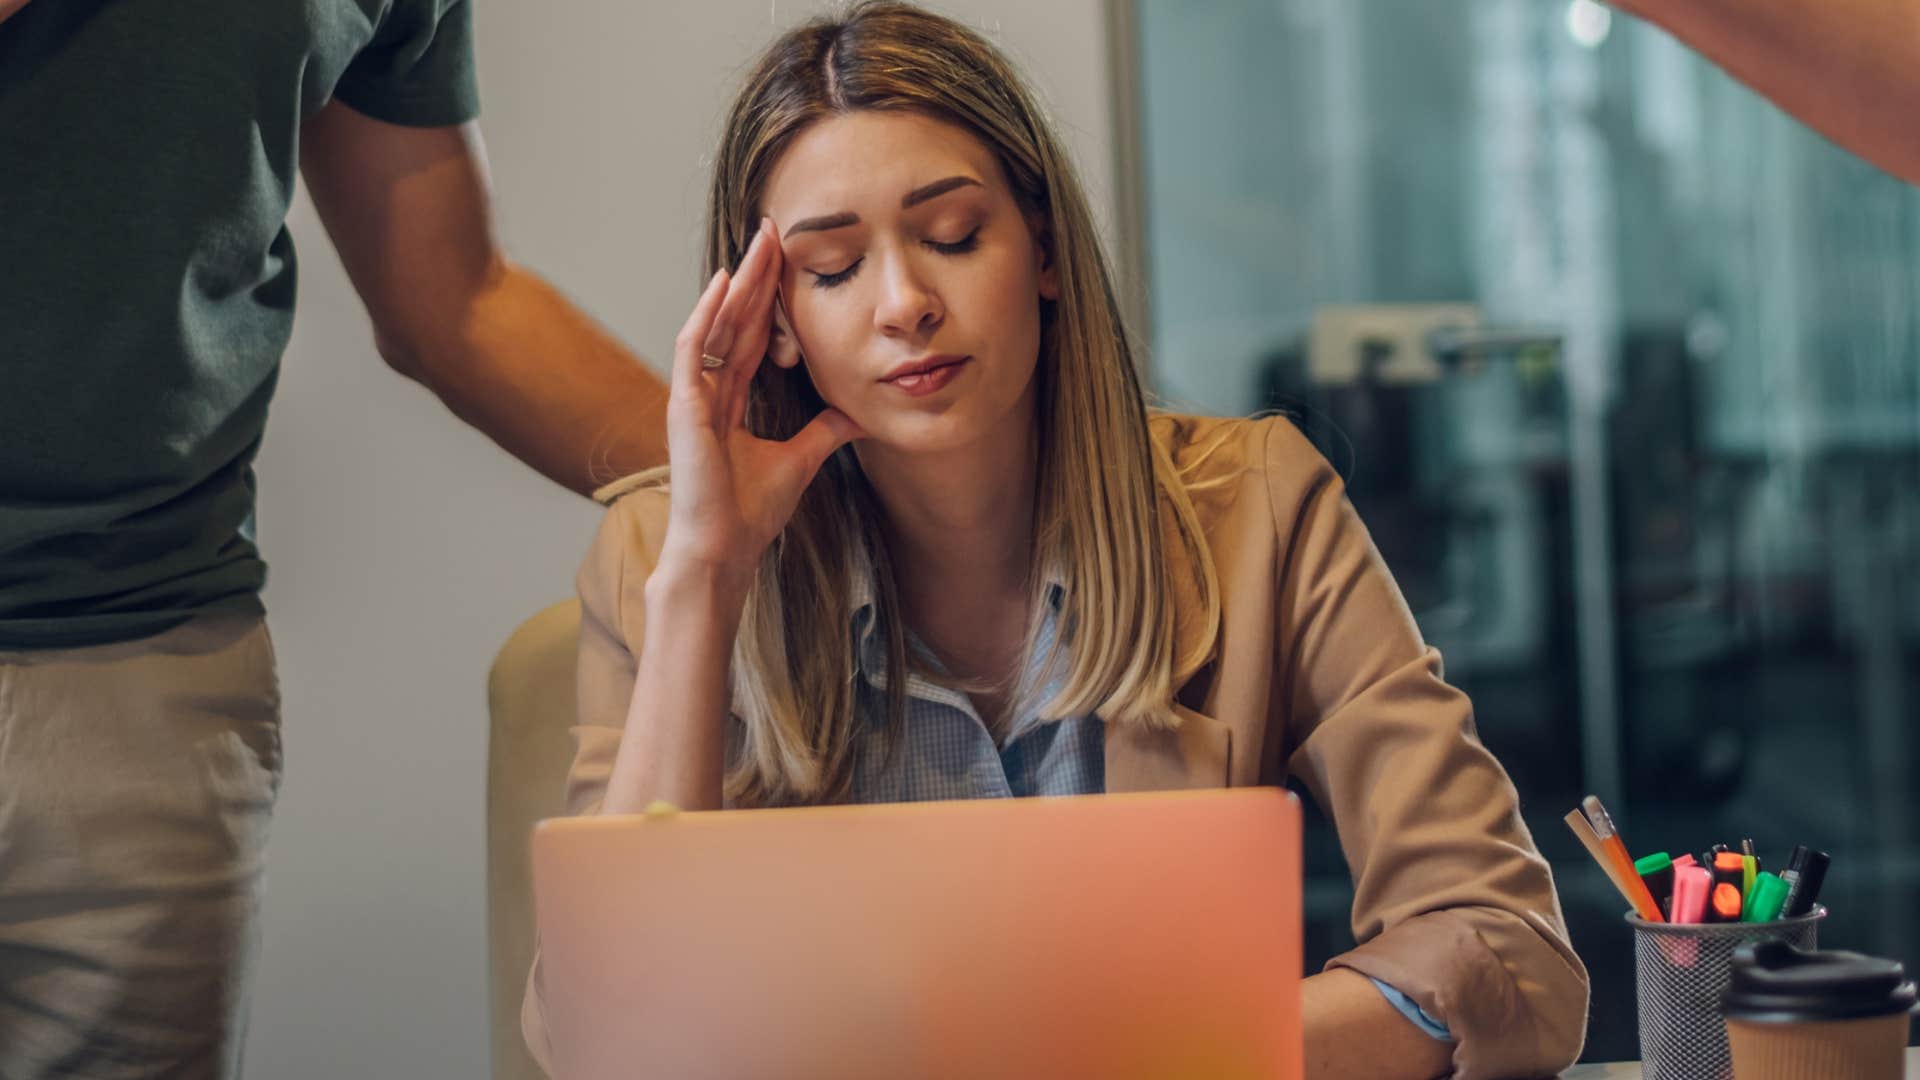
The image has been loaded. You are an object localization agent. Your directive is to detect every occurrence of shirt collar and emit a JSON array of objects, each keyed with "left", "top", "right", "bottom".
[{"left": 845, "top": 509, "right": 1217, "bottom": 700}]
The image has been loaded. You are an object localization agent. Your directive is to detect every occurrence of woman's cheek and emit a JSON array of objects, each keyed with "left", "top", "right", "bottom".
[
  {"left": 793, "top": 308, "right": 863, "bottom": 390},
  {"left": 797, "top": 339, "right": 863, "bottom": 408}
]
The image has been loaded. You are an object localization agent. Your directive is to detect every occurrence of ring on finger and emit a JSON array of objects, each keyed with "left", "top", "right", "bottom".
[{"left": 700, "top": 353, "right": 727, "bottom": 370}]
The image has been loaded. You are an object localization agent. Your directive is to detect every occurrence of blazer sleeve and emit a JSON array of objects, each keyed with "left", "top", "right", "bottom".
[
  {"left": 521, "top": 487, "right": 671, "bottom": 1074},
  {"left": 1264, "top": 420, "right": 1590, "bottom": 1079}
]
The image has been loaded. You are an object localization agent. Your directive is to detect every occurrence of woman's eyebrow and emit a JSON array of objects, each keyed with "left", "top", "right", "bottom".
[
  {"left": 782, "top": 176, "right": 984, "bottom": 239},
  {"left": 784, "top": 211, "right": 859, "bottom": 239},
  {"left": 901, "top": 175, "right": 982, "bottom": 208}
]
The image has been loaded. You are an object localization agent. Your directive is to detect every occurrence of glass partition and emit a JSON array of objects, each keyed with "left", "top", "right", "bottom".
[{"left": 1129, "top": 0, "right": 1920, "bottom": 1061}]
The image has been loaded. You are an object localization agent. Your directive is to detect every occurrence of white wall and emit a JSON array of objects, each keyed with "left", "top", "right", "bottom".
[{"left": 249, "top": 2, "right": 1116, "bottom": 1075}]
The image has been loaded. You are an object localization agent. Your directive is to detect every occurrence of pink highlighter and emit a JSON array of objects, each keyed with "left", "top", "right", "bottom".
[{"left": 1670, "top": 865, "right": 1712, "bottom": 924}]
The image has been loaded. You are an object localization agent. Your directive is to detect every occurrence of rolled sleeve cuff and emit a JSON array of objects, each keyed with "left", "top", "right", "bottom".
[
  {"left": 1326, "top": 907, "right": 1589, "bottom": 1080},
  {"left": 1370, "top": 977, "right": 1454, "bottom": 1041}
]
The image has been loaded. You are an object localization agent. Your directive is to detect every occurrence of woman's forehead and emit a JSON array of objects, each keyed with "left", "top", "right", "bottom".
[{"left": 762, "top": 111, "right": 1003, "bottom": 216}]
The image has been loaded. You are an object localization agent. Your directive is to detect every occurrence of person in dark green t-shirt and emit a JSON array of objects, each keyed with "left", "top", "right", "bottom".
[{"left": 0, "top": 1, "right": 668, "bottom": 1074}]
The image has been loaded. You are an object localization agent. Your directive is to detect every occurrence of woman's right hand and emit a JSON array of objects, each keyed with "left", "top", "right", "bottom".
[{"left": 656, "top": 217, "right": 863, "bottom": 592}]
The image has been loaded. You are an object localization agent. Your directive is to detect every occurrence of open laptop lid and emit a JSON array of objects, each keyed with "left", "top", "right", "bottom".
[{"left": 532, "top": 788, "right": 1303, "bottom": 1080}]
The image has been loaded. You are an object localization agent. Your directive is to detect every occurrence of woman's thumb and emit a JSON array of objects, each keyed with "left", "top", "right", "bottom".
[{"left": 788, "top": 408, "right": 864, "bottom": 476}]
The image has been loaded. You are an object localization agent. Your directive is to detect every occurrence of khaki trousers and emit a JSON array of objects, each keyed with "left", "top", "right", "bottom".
[{"left": 0, "top": 613, "right": 281, "bottom": 1079}]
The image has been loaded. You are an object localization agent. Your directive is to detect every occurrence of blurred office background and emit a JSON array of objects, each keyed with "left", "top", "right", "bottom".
[{"left": 1123, "top": 0, "right": 1920, "bottom": 1062}]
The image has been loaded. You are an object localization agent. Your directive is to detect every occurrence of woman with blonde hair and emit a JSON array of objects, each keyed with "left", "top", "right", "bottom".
[{"left": 525, "top": 3, "right": 1588, "bottom": 1076}]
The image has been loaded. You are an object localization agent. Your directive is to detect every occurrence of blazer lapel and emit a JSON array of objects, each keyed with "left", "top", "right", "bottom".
[
  {"left": 1105, "top": 701, "right": 1232, "bottom": 792},
  {"left": 1105, "top": 427, "right": 1239, "bottom": 792}
]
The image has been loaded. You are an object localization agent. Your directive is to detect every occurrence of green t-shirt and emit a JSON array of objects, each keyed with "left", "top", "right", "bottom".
[{"left": 0, "top": 0, "right": 479, "bottom": 648}]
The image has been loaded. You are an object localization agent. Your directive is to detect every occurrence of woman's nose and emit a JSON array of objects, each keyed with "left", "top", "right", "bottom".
[{"left": 872, "top": 252, "right": 944, "bottom": 339}]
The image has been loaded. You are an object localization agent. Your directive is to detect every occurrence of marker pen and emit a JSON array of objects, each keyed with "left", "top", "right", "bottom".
[
  {"left": 1743, "top": 871, "right": 1789, "bottom": 923},
  {"left": 1710, "top": 882, "right": 1744, "bottom": 923},
  {"left": 1635, "top": 852, "right": 1675, "bottom": 918},
  {"left": 1671, "top": 865, "right": 1711, "bottom": 924},
  {"left": 1672, "top": 853, "right": 1698, "bottom": 872},
  {"left": 1780, "top": 847, "right": 1831, "bottom": 918},
  {"left": 1565, "top": 809, "right": 1649, "bottom": 917},
  {"left": 1704, "top": 842, "right": 1730, "bottom": 871},
  {"left": 1711, "top": 851, "right": 1746, "bottom": 907},
  {"left": 1580, "top": 796, "right": 1664, "bottom": 922}
]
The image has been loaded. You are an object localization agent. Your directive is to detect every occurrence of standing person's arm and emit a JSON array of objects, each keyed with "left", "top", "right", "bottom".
[
  {"left": 1612, "top": 0, "right": 1920, "bottom": 184},
  {"left": 301, "top": 103, "right": 668, "bottom": 492}
]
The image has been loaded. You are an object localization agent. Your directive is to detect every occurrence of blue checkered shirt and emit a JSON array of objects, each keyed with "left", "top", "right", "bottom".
[{"left": 843, "top": 576, "right": 1103, "bottom": 802}]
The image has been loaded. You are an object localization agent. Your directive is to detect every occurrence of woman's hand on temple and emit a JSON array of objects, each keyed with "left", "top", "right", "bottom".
[{"left": 658, "top": 218, "right": 863, "bottom": 591}]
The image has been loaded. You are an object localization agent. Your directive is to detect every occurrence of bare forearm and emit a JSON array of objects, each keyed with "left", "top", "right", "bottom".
[
  {"left": 1302, "top": 970, "right": 1452, "bottom": 1080},
  {"left": 600, "top": 562, "right": 744, "bottom": 815},
  {"left": 396, "top": 262, "right": 669, "bottom": 496},
  {"left": 1613, "top": 0, "right": 1920, "bottom": 183}
]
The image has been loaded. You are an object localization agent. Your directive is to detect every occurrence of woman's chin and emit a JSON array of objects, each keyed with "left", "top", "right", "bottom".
[{"left": 850, "top": 408, "right": 995, "bottom": 458}]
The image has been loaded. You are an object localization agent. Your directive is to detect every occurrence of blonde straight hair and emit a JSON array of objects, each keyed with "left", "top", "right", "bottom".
[{"left": 686, "top": 1, "right": 1220, "bottom": 806}]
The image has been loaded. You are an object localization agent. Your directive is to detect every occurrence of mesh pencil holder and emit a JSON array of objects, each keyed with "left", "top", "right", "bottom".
[{"left": 1628, "top": 906, "right": 1826, "bottom": 1080}]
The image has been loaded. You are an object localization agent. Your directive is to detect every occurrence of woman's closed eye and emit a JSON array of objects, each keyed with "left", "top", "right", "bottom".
[
  {"left": 810, "top": 258, "right": 864, "bottom": 289},
  {"left": 925, "top": 225, "right": 981, "bottom": 255},
  {"left": 807, "top": 226, "right": 984, "bottom": 290}
]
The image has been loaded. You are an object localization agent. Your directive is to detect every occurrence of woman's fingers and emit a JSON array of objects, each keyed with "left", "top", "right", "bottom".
[
  {"left": 677, "top": 219, "right": 788, "bottom": 436},
  {"left": 701, "top": 219, "right": 777, "bottom": 365},
  {"left": 733, "top": 222, "right": 782, "bottom": 363},
  {"left": 724, "top": 229, "right": 785, "bottom": 429},
  {"left": 673, "top": 269, "right": 730, "bottom": 399}
]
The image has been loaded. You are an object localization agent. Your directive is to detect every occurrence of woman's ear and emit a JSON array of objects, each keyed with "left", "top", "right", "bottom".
[
  {"left": 1033, "top": 216, "right": 1061, "bottom": 301},
  {"left": 769, "top": 290, "right": 804, "bottom": 369}
]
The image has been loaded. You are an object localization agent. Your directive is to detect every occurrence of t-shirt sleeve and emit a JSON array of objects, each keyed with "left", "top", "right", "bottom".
[{"left": 333, "top": 0, "right": 480, "bottom": 127}]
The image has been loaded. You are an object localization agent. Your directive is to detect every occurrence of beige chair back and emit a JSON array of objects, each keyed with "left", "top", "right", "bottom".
[{"left": 486, "top": 600, "right": 582, "bottom": 1080}]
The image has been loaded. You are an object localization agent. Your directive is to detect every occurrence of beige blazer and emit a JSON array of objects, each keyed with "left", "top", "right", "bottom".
[{"left": 524, "top": 414, "right": 1589, "bottom": 1079}]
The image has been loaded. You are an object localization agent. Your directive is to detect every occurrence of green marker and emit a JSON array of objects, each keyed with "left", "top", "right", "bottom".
[
  {"left": 1635, "top": 852, "right": 1675, "bottom": 919},
  {"left": 1743, "top": 871, "right": 1789, "bottom": 923}
]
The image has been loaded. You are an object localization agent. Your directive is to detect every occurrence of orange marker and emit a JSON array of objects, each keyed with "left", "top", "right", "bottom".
[
  {"left": 1582, "top": 795, "right": 1664, "bottom": 922},
  {"left": 1710, "top": 882, "right": 1744, "bottom": 922},
  {"left": 1564, "top": 809, "right": 1646, "bottom": 916},
  {"left": 1712, "top": 851, "right": 1747, "bottom": 903}
]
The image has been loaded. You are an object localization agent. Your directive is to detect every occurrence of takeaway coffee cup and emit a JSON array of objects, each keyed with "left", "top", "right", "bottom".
[{"left": 1722, "top": 940, "right": 1916, "bottom": 1080}]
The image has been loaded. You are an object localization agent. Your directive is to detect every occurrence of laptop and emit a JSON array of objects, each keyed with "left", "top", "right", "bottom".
[{"left": 530, "top": 787, "right": 1303, "bottom": 1080}]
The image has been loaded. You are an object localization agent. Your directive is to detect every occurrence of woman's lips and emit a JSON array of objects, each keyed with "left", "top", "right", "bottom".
[{"left": 882, "top": 356, "right": 969, "bottom": 397}]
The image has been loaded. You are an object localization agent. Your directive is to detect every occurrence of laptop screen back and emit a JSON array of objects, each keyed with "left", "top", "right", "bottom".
[{"left": 532, "top": 788, "right": 1303, "bottom": 1080}]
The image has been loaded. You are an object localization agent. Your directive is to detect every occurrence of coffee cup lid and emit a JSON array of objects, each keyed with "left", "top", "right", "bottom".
[{"left": 1722, "top": 941, "right": 1919, "bottom": 1023}]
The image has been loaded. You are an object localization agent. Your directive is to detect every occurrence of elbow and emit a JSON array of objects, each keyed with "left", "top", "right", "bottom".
[
  {"left": 1339, "top": 906, "right": 1590, "bottom": 1079},
  {"left": 370, "top": 258, "right": 513, "bottom": 387},
  {"left": 1484, "top": 908, "right": 1591, "bottom": 1077},
  {"left": 1525, "top": 928, "right": 1592, "bottom": 1074},
  {"left": 373, "top": 323, "right": 431, "bottom": 383}
]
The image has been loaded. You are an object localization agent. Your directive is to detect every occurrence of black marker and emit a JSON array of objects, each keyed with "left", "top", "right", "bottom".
[
  {"left": 1634, "top": 852, "right": 1676, "bottom": 918},
  {"left": 1779, "top": 846, "right": 1831, "bottom": 918}
]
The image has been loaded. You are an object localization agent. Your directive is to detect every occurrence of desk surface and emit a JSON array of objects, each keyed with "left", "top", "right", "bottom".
[{"left": 1563, "top": 1045, "right": 1918, "bottom": 1077}]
